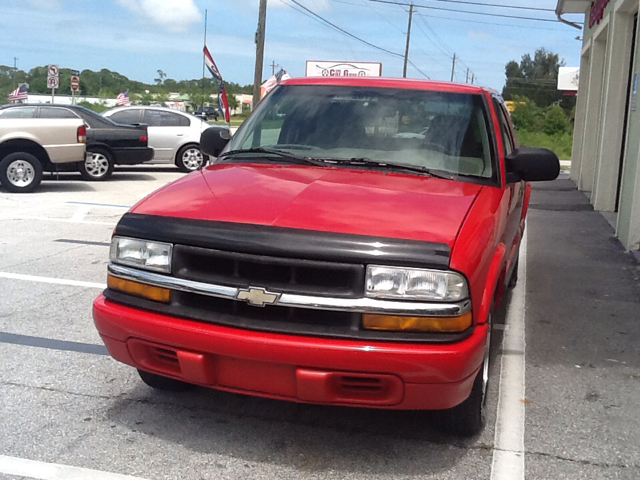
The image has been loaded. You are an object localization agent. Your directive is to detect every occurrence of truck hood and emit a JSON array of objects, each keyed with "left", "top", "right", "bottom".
[{"left": 132, "top": 163, "right": 483, "bottom": 247}]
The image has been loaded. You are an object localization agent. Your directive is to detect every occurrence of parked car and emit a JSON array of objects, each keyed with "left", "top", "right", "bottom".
[
  {"left": 102, "top": 106, "right": 214, "bottom": 172},
  {"left": 0, "top": 117, "right": 86, "bottom": 192},
  {"left": 0, "top": 104, "right": 152, "bottom": 180},
  {"left": 93, "top": 77, "right": 560, "bottom": 436},
  {"left": 193, "top": 106, "right": 219, "bottom": 122}
]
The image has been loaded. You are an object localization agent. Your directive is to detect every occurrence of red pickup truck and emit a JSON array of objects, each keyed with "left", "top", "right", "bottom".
[{"left": 93, "top": 77, "right": 559, "bottom": 436}]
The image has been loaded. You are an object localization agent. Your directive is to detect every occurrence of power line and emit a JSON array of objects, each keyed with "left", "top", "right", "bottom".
[
  {"left": 286, "top": 0, "right": 406, "bottom": 57},
  {"left": 363, "top": 0, "right": 566, "bottom": 23},
  {"left": 331, "top": 0, "right": 569, "bottom": 30},
  {"left": 406, "top": 0, "right": 554, "bottom": 12},
  {"left": 281, "top": 0, "right": 431, "bottom": 78}
]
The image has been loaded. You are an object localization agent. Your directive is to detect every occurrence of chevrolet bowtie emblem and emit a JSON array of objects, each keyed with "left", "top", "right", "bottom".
[{"left": 235, "top": 287, "right": 281, "bottom": 307}]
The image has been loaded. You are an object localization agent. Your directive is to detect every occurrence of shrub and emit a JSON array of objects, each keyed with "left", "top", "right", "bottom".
[
  {"left": 542, "top": 104, "right": 571, "bottom": 135},
  {"left": 510, "top": 95, "right": 543, "bottom": 132}
]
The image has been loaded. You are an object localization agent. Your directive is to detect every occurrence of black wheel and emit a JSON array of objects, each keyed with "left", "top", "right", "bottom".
[
  {"left": 137, "top": 369, "right": 192, "bottom": 392},
  {"left": 175, "top": 144, "right": 204, "bottom": 172},
  {"left": 79, "top": 149, "right": 114, "bottom": 181},
  {"left": 508, "top": 256, "right": 519, "bottom": 289},
  {"left": 0, "top": 152, "right": 43, "bottom": 193},
  {"left": 439, "top": 321, "right": 491, "bottom": 436}
]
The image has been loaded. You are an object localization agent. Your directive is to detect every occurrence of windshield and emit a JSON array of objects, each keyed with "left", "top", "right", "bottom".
[{"left": 227, "top": 85, "right": 496, "bottom": 179}]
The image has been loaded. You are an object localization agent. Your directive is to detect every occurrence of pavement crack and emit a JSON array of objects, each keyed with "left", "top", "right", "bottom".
[
  {"left": 521, "top": 448, "right": 639, "bottom": 470},
  {"left": 2, "top": 380, "right": 121, "bottom": 401}
]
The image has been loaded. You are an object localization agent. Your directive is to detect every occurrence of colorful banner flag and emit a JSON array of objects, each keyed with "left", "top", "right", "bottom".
[{"left": 203, "top": 45, "right": 230, "bottom": 123}]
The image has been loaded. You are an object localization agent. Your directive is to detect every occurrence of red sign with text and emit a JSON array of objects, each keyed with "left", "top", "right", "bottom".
[{"left": 589, "top": 0, "right": 611, "bottom": 28}]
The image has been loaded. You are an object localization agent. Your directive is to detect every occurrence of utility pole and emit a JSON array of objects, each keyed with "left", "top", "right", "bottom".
[
  {"left": 402, "top": 3, "right": 414, "bottom": 78},
  {"left": 450, "top": 53, "right": 456, "bottom": 82},
  {"left": 471, "top": 73, "right": 475, "bottom": 84},
  {"left": 466, "top": 67, "right": 469, "bottom": 83},
  {"left": 252, "top": 0, "right": 268, "bottom": 110},
  {"left": 270, "top": 61, "right": 279, "bottom": 76}
]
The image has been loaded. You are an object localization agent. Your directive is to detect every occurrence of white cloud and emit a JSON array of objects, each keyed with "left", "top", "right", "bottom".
[
  {"left": 269, "top": 0, "right": 330, "bottom": 10},
  {"left": 467, "top": 30, "right": 494, "bottom": 41},
  {"left": 117, "top": 0, "right": 202, "bottom": 32}
]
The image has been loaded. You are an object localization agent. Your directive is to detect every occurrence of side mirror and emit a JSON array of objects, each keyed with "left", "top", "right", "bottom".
[
  {"left": 506, "top": 146, "right": 560, "bottom": 183},
  {"left": 200, "top": 126, "right": 231, "bottom": 157}
]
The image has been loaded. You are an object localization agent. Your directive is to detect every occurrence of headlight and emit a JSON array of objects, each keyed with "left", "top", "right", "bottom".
[
  {"left": 110, "top": 236, "right": 172, "bottom": 273},
  {"left": 365, "top": 265, "right": 468, "bottom": 301}
]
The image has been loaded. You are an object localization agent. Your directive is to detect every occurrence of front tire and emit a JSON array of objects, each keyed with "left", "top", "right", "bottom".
[
  {"left": 508, "top": 257, "right": 519, "bottom": 289},
  {"left": 440, "top": 320, "right": 491, "bottom": 436},
  {"left": 0, "top": 152, "right": 43, "bottom": 193},
  {"left": 79, "top": 149, "right": 114, "bottom": 181},
  {"left": 137, "top": 369, "right": 192, "bottom": 392},
  {"left": 176, "top": 144, "right": 204, "bottom": 172}
]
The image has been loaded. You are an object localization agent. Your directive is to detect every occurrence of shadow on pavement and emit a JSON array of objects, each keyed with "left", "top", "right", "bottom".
[{"left": 106, "top": 385, "right": 485, "bottom": 476}]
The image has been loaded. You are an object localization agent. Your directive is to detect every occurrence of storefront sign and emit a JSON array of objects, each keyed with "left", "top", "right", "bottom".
[
  {"left": 589, "top": 0, "right": 611, "bottom": 28},
  {"left": 305, "top": 61, "right": 382, "bottom": 77}
]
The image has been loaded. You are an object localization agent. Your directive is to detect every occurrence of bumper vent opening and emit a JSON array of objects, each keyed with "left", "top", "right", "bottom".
[{"left": 337, "top": 376, "right": 384, "bottom": 394}]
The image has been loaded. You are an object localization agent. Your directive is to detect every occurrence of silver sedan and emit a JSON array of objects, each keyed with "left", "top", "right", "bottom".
[{"left": 103, "top": 106, "right": 214, "bottom": 172}]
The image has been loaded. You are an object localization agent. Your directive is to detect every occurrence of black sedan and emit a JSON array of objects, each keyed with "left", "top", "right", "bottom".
[{"left": 0, "top": 104, "right": 153, "bottom": 180}]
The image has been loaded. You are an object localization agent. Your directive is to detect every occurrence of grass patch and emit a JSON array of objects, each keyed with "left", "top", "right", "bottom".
[{"left": 517, "top": 130, "right": 573, "bottom": 160}]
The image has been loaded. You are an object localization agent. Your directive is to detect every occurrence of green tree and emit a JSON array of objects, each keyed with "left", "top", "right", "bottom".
[{"left": 503, "top": 48, "right": 575, "bottom": 113}]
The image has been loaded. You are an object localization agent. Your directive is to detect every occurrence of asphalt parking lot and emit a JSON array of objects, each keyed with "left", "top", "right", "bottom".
[{"left": 1, "top": 170, "right": 639, "bottom": 480}]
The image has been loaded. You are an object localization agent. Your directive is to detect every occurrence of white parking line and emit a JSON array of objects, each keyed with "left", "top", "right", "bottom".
[
  {"left": 1, "top": 215, "right": 115, "bottom": 226},
  {"left": 0, "top": 454, "right": 148, "bottom": 480},
  {"left": 0, "top": 272, "right": 106, "bottom": 289},
  {"left": 71, "top": 205, "right": 91, "bottom": 222},
  {"left": 491, "top": 226, "right": 528, "bottom": 480}
]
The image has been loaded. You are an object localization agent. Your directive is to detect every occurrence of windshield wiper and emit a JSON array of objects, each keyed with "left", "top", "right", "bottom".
[
  {"left": 317, "top": 157, "right": 453, "bottom": 179},
  {"left": 217, "top": 147, "right": 324, "bottom": 166}
]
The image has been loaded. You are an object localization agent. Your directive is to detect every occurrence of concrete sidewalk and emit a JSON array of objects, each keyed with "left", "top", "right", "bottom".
[{"left": 522, "top": 175, "right": 640, "bottom": 478}]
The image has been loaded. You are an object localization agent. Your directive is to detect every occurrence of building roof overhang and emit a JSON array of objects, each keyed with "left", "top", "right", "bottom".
[{"left": 556, "top": 0, "right": 591, "bottom": 15}]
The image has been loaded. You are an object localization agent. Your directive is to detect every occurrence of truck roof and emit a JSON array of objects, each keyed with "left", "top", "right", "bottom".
[{"left": 280, "top": 76, "right": 496, "bottom": 95}]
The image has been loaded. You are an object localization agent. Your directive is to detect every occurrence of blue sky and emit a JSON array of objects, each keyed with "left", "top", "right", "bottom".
[{"left": 1, "top": 0, "right": 585, "bottom": 92}]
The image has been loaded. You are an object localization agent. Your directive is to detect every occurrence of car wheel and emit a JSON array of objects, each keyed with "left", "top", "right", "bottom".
[
  {"left": 508, "top": 256, "right": 519, "bottom": 289},
  {"left": 79, "top": 149, "right": 114, "bottom": 181},
  {"left": 176, "top": 145, "right": 204, "bottom": 172},
  {"left": 0, "top": 152, "right": 43, "bottom": 193},
  {"left": 440, "top": 318, "right": 491, "bottom": 436},
  {"left": 137, "top": 369, "right": 192, "bottom": 392}
]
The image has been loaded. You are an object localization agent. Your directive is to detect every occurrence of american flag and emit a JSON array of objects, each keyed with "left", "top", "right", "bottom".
[
  {"left": 8, "top": 84, "right": 28, "bottom": 101},
  {"left": 203, "top": 45, "right": 230, "bottom": 123},
  {"left": 116, "top": 90, "right": 130, "bottom": 106}
]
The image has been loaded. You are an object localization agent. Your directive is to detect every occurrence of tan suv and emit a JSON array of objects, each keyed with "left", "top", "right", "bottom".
[{"left": 0, "top": 117, "right": 86, "bottom": 192}]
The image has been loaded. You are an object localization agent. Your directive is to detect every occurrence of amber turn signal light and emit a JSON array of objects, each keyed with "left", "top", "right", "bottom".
[
  {"left": 363, "top": 312, "right": 472, "bottom": 333},
  {"left": 107, "top": 274, "right": 171, "bottom": 303}
]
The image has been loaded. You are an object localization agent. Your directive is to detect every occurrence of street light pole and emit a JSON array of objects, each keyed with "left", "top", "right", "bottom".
[{"left": 252, "top": 0, "right": 268, "bottom": 110}]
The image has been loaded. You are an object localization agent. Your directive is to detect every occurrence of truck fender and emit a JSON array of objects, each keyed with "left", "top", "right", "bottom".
[{"left": 477, "top": 243, "right": 506, "bottom": 325}]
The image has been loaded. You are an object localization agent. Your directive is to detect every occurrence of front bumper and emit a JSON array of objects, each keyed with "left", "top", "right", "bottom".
[{"left": 93, "top": 295, "right": 487, "bottom": 410}]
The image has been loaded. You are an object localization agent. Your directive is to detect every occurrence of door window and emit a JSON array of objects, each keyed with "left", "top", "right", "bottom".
[
  {"left": 0, "top": 107, "right": 37, "bottom": 118},
  {"left": 109, "top": 109, "right": 142, "bottom": 124},
  {"left": 143, "top": 110, "right": 189, "bottom": 127},
  {"left": 493, "top": 99, "right": 514, "bottom": 155},
  {"left": 39, "top": 107, "right": 79, "bottom": 119}
]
